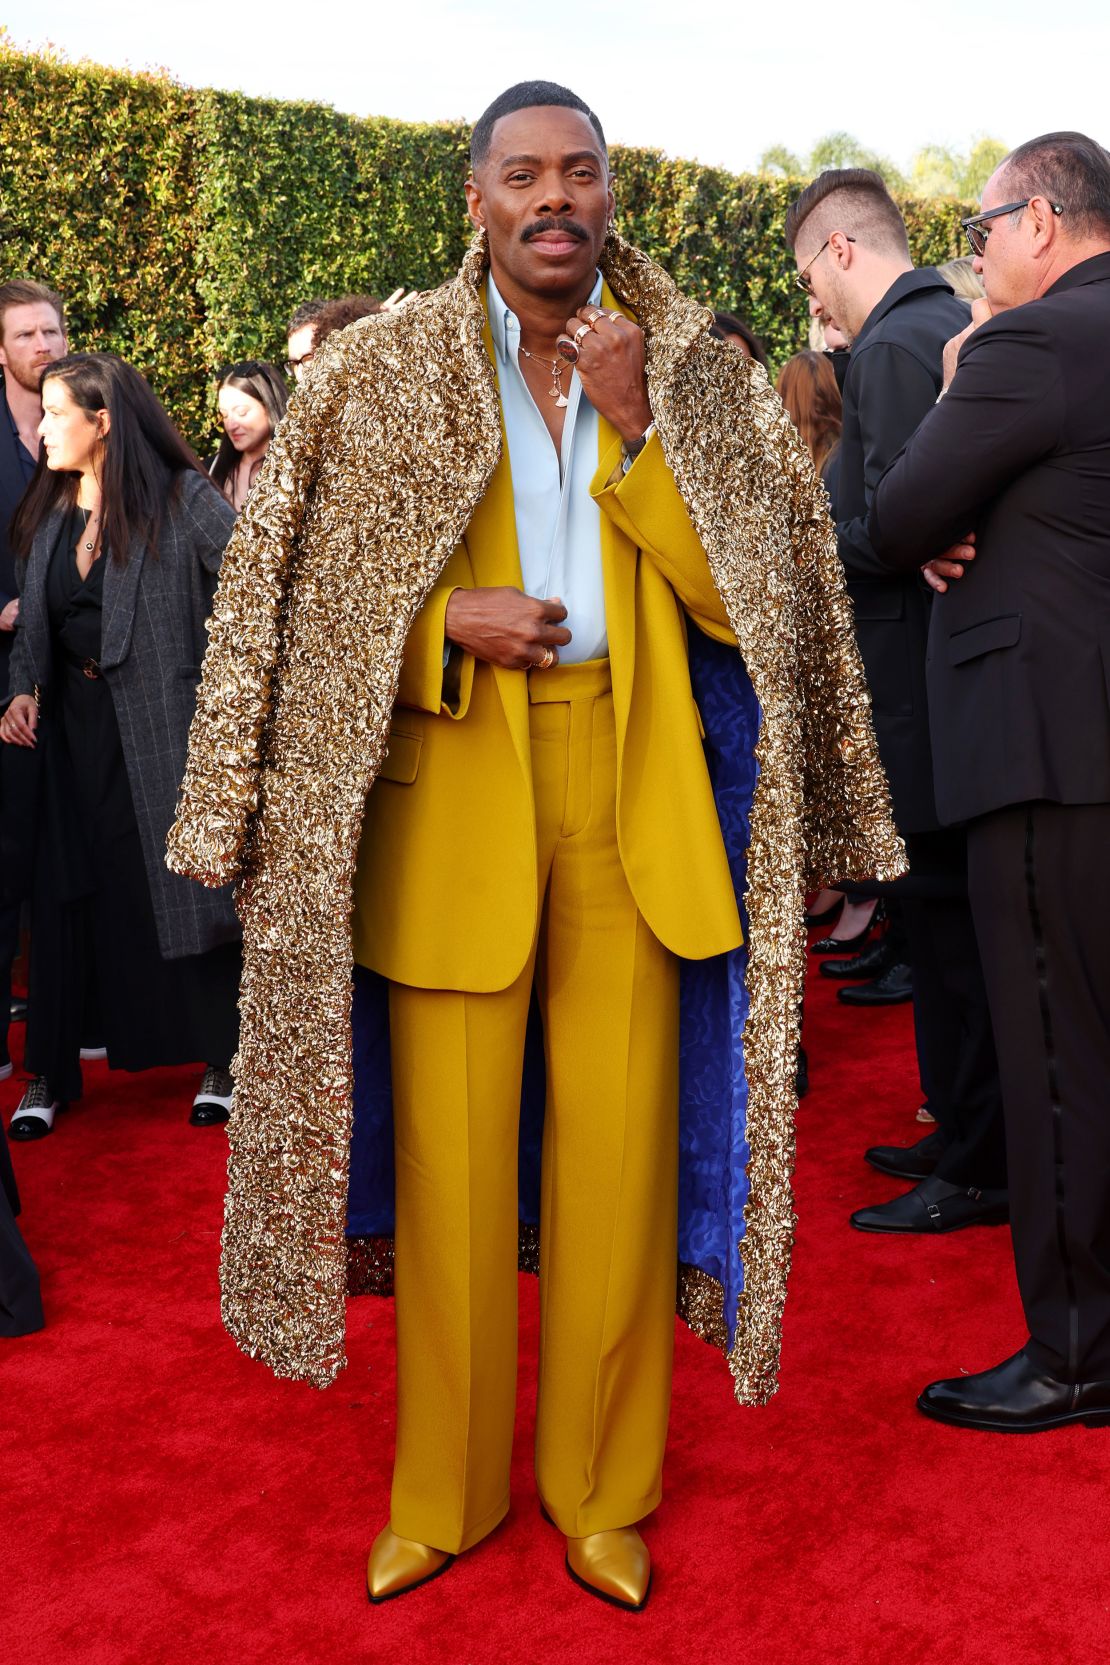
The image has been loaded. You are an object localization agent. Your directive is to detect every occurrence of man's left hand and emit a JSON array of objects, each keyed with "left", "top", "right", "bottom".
[{"left": 557, "top": 307, "right": 653, "bottom": 445}]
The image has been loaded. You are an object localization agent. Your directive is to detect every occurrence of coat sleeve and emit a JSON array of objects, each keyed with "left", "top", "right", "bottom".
[
  {"left": 166, "top": 346, "right": 350, "bottom": 888},
  {"left": 836, "top": 342, "right": 940, "bottom": 580},
  {"left": 179, "top": 471, "right": 237, "bottom": 575},
  {"left": 869, "top": 317, "right": 1064, "bottom": 569}
]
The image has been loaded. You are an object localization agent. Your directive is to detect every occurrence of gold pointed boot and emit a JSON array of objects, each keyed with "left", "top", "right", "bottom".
[
  {"left": 366, "top": 1524, "right": 455, "bottom": 1604},
  {"left": 565, "top": 1527, "right": 652, "bottom": 1610}
]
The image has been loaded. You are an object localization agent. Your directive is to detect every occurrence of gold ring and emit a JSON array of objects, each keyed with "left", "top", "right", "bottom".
[
  {"left": 608, "top": 310, "right": 623, "bottom": 323},
  {"left": 537, "top": 647, "right": 555, "bottom": 669},
  {"left": 586, "top": 309, "right": 603, "bottom": 324},
  {"left": 572, "top": 322, "right": 592, "bottom": 347}
]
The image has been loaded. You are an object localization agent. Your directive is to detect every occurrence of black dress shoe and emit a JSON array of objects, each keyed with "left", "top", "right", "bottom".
[
  {"left": 837, "top": 962, "right": 913, "bottom": 1006},
  {"left": 850, "top": 1173, "right": 1009, "bottom": 1234},
  {"left": 819, "top": 938, "right": 894, "bottom": 980},
  {"left": 918, "top": 1346, "right": 1110, "bottom": 1433},
  {"left": 865, "top": 1128, "right": 945, "bottom": 1181}
]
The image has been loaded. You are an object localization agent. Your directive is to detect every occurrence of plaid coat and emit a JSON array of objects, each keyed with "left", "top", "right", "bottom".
[{"left": 9, "top": 469, "right": 239, "bottom": 959}]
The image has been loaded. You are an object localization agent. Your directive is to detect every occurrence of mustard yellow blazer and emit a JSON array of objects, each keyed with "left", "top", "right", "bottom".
[{"left": 352, "top": 292, "right": 743, "bottom": 993}]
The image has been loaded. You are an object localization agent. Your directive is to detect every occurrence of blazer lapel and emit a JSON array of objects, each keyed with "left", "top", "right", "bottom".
[
  {"left": 463, "top": 319, "right": 532, "bottom": 781},
  {"left": 597, "top": 281, "right": 637, "bottom": 745}
]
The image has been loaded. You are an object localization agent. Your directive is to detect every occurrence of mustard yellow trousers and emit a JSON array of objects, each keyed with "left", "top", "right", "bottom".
[{"left": 387, "top": 659, "right": 680, "bottom": 1553}]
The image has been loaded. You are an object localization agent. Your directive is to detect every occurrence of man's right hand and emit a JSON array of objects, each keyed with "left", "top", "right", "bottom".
[
  {"left": 0, "top": 694, "right": 39, "bottom": 748},
  {"left": 445, "top": 587, "right": 572, "bottom": 670},
  {"left": 922, "top": 531, "right": 976, "bottom": 594}
]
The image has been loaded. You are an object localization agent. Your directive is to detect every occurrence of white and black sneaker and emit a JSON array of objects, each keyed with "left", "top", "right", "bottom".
[
  {"left": 10, "top": 1076, "right": 61, "bottom": 1141},
  {"left": 190, "top": 1066, "right": 234, "bottom": 1127}
]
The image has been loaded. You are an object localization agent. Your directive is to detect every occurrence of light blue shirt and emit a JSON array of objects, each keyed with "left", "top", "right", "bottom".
[{"left": 487, "top": 269, "right": 608, "bottom": 664}]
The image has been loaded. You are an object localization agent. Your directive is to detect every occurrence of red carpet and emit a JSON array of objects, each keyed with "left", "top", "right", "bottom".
[{"left": 4, "top": 960, "right": 1110, "bottom": 1665}]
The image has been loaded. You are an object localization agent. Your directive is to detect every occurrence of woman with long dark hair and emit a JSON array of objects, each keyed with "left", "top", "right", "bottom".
[
  {"left": 0, "top": 353, "right": 241, "bottom": 1138},
  {"left": 210, "top": 361, "right": 288, "bottom": 513}
]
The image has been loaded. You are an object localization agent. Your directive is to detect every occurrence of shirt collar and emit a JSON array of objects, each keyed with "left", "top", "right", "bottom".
[
  {"left": 853, "top": 267, "right": 953, "bottom": 349},
  {"left": 487, "top": 268, "right": 604, "bottom": 367}
]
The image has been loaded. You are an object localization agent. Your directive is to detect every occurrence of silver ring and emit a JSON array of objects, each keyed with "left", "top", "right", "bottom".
[
  {"left": 557, "top": 340, "right": 579, "bottom": 364},
  {"left": 572, "top": 322, "right": 592, "bottom": 347}
]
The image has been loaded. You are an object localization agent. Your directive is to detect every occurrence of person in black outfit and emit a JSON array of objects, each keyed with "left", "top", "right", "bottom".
[
  {"left": 0, "top": 280, "right": 69, "bottom": 1078},
  {"left": 870, "top": 132, "right": 1110, "bottom": 1431},
  {"left": 0, "top": 353, "right": 241, "bottom": 1136},
  {"left": 786, "top": 168, "right": 1008, "bottom": 1230}
]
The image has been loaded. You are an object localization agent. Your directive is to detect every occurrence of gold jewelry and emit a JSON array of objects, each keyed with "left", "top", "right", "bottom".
[
  {"left": 608, "top": 311, "right": 623, "bottom": 323},
  {"left": 536, "top": 646, "right": 556, "bottom": 669},
  {"left": 518, "top": 345, "right": 569, "bottom": 408},
  {"left": 572, "top": 322, "right": 592, "bottom": 347}
]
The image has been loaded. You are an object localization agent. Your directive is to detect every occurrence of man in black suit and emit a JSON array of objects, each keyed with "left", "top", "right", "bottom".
[
  {"left": 0, "top": 280, "right": 67, "bottom": 1074},
  {"left": 871, "top": 131, "right": 1110, "bottom": 1431},
  {"left": 786, "top": 171, "right": 1008, "bottom": 1231}
]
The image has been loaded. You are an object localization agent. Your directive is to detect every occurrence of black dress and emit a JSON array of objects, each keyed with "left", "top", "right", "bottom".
[{"left": 24, "top": 511, "right": 240, "bottom": 1101}]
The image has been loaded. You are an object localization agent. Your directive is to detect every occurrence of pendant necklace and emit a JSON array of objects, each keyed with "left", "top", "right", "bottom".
[
  {"left": 518, "top": 345, "right": 570, "bottom": 408},
  {"left": 79, "top": 507, "right": 100, "bottom": 554}
]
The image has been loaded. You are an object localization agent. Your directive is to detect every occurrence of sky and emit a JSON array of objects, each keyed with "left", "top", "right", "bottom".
[{"left": 11, "top": 1, "right": 1110, "bottom": 177}]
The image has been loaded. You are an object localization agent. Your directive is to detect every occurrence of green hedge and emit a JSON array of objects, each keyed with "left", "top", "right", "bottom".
[{"left": 1, "top": 41, "right": 971, "bottom": 447}]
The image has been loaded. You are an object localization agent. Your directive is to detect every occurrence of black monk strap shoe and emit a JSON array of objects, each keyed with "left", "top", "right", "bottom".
[
  {"left": 819, "top": 937, "right": 895, "bottom": 980},
  {"left": 918, "top": 1347, "right": 1110, "bottom": 1433},
  {"left": 864, "top": 1128, "right": 945, "bottom": 1182},
  {"left": 837, "top": 962, "right": 913, "bottom": 1006},
  {"left": 850, "top": 1174, "right": 1009, "bottom": 1235}
]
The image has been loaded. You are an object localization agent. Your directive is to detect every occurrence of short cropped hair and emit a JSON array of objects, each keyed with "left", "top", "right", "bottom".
[
  {"left": 287, "top": 298, "right": 329, "bottom": 335},
  {"left": 470, "top": 81, "right": 607, "bottom": 169},
  {"left": 999, "top": 131, "right": 1110, "bottom": 241},
  {"left": 0, "top": 278, "right": 66, "bottom": 342},
  {"left": 785, "top": 168, "right": 910, "bottom": 259}
]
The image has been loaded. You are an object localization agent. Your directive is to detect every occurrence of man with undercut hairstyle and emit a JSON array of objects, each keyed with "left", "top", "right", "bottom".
[
  {"left": 170, "top": 83, "right": 902, "bottom": 1609},
  {"left": 786, "top": 170, "right": 1008, "bottom": 1239},
  {"left": 871, "top": 131, "right": 1110, "bottom": 1433}
]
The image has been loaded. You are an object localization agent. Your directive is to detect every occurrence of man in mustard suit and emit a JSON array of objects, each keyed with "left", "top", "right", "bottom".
[{"left": 355, "top": 81, "right": 743, "bottom": 1610}]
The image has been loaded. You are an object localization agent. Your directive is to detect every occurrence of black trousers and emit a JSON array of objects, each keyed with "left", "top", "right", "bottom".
[
  {"left": 968, "top": 801, "right": 1110, "bottom": 1379},
  {"left": 899, "top": 830, "right": 1007, "bottom": 1189}
]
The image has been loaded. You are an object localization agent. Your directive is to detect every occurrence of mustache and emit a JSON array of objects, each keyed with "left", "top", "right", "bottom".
[{"left": 521, "top": 217, "right": 589, "bottom": 244}]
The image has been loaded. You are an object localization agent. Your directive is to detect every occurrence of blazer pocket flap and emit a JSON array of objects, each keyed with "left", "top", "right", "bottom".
[
  {"left": 378, "top": 730, "right": 422, "bottom": 785},
  {"left": 947, "top": 614, "right": 1021, "bottom": 666}
]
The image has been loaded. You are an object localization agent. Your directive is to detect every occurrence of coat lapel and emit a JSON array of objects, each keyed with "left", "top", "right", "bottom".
[
  {"left": 18, "top": 511, "right": 63, "bottom": 690},
  {"left": 99, "top": 533, "right": 147, "bottom": 669}
]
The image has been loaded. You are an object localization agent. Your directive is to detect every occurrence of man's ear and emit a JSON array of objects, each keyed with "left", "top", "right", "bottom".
[
  {"left": 1028, "top": 195, "right": 1059, "bottom": 249},
  {"left": 464, "top": 177, "right": 484, "bottom": 229},
  {"left": 829, "top": 230, "right": 854, "bottom": 268}
]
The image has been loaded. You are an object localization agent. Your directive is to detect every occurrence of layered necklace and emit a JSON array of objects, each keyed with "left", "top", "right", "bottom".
[{"left": 518, "top": 344, "right": 570, "bottom": 408}]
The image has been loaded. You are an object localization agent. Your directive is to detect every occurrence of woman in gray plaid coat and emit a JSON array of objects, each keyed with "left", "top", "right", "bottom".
[{"left": 1, "top": 353, "right": 241, "bottom": 1138}]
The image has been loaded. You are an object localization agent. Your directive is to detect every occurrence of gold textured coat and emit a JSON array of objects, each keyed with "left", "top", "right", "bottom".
[{"left": 167, "top": 230, "right": 906, "bottom": 1402}]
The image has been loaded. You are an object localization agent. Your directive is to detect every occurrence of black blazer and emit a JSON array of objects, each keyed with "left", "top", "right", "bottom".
[
  {"left": 869, "top": 252, "right": 1110, "bottom": 826},
  {"left": 833, "top": 270, "right": 972, "bottom": 834},
  {"left": 0, "top": 383, "right": 31, "bottom": 695}
]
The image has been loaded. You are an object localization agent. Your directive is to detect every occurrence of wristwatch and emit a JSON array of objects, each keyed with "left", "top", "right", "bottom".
[{"left": 621, "top": 422, "right": 656, "bottom": 470}]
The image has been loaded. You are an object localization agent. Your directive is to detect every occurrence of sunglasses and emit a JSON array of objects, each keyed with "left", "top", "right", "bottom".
[
  {"left": 961, "top": 199, "right": 1063, "bottom": 258},
  {"left": 794, "top": 235, "right": 856, "bottom": 294}
]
